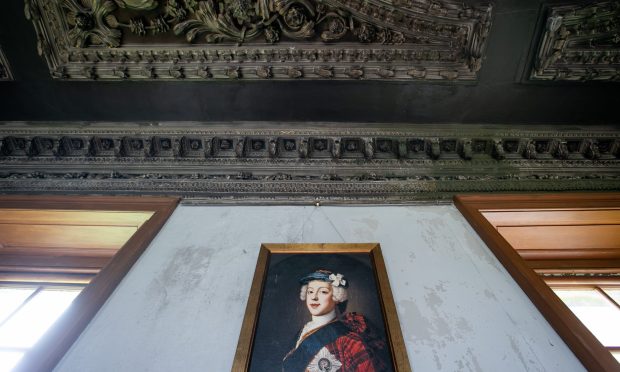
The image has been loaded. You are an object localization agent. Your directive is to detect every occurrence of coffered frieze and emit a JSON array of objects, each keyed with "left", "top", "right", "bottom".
[
  {"left": 24, "top": 0, "right": 492, "bottom": 81},
  {"left": 0, "top": 122, "right": 618, "bottom": 202},
  {"left": 530, "top": 1, "right": 620, "bottom": 82}
]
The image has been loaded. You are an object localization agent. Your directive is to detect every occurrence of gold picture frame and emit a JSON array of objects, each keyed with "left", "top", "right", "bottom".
[{"left": 233, "top": 243, "right": 411, "bottom": 371}]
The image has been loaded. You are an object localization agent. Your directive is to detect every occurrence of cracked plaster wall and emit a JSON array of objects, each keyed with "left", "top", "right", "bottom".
[{"left": 54, "top": 205, "right": 585, "bottom": 372}]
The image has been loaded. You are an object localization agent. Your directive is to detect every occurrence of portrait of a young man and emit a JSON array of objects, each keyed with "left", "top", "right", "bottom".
[{"left": 248, "top": 253, "right": 394, "bottom": 372}]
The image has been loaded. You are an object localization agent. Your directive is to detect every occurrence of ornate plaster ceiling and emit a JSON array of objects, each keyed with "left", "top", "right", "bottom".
[
  {"left": 530, "top": 1, "right": 620, "bottom": 82},
  {"left": 20, "top": 0, "right": 620, "bottom": 82},
  {"left": 0, "top": 1, "right": 618, "bottom": 123},
  {"left": 24, "top": 0, "right": 493, "bottom": 81}
]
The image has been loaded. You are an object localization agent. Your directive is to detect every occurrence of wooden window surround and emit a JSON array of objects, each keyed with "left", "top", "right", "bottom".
[
  {"left": 454, "top": 193, "right": 620, "bottom": 372},
  {"left": 0, "top": 195, "right": 179, "bottom": 372},
  {"left": 0, "top": 208, "right": 157, "bottom": 284}
]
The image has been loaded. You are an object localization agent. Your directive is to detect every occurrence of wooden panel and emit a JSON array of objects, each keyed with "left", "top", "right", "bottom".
[
  {"left": 0, "top": 247, "right": 118, "bottom": 258},
  {"left": 0, "top": 209, "right": 153, "bottom": 227},
  {"left": 0, "top": 255, "right": 112, "bottom": 271},
  {"left": 0, "top": 195, "right": 176, "bottom": 210},
  {"left": 0, "top": 272, "right": 94, "bottom": 284},
  {"left": 498, "top": 225, "right": 620, "bottom": 250},
  {"left": 453, "top": 193, "right": 620, "bottom": 210},
  {"left": 529, "top": 260, "right": 620, "bottom": 272},
  {"left": 519, "top": 249, "right": 620, "bottom": 260},
  {"left": 480, "top": 201, "right": 620, "bottom": 267},
  {"left": 0, "top": 204, "right": 146, "bottom": 311},
  {"left": 0, "top": 224, "right": 138, "bottom": 250},
  {"left": 544, "top": 277, "right": 620, "bottom": 287},
  {"left": 482, "top": 209, "right": 620, "bottom": 227}
]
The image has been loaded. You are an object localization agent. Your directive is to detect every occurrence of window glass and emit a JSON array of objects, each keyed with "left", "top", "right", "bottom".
[
  {"left": 612, "top": 351, "right": 620, "bottom": 363},
  {"left": 0, "top": 350, "right": 24, "bottom": 372},
  {"left": 0, "top": 288, "right": 81, "bottom": 349},
  {"left": 553, "top": 289, "right": 620, "bottom": 346},
  {"left": 0, "top": 288, "right": 36, "bottom": 324},
  {"left": 602, "top": 288, "right": 620, "bottom": 306}
]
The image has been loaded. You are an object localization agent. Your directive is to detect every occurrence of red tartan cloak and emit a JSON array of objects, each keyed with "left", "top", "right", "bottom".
[{"left": 282, "top": 312, "right": 391, "bottom": 372}]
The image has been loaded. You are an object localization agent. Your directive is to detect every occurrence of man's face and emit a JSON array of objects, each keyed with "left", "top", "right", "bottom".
[{"left": 305, "top": 280, "right": 336, "bottom": 316}]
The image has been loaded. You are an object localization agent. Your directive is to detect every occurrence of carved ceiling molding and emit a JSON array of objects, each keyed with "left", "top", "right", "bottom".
[
  {"left": 24, "top": 0, "right": 492, "bottom": 81},
  {"left": 530, "top": 1, "right": 620, "bottom": 82},
  {"left": 0, "top": 122, "right": 618, "bottom": 202},
  {"left": 0, "top": 46, "right": 14, "bottom": 81}
]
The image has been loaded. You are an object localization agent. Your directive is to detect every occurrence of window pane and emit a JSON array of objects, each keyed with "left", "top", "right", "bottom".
[
  {"left": 0, "top": 288, "right": 81, "bottom": 348},
  {"left": 0, "top": 350, "right": 24, "bottom": 372},
  {"left": 612, "top": 351, "right": 620, "bottom": 363},
  {"left": 0, "top": 288, "right": 36, "bottom": 324},
  {"left": 602, "top": 289, "right": 620, "bottom": 306},
  {"left": 553, "top": 289, "right": 620, "bottom": 346}
]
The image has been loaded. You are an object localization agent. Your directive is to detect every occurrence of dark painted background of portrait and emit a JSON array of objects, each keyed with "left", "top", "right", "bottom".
[{"left": 249, "top": 253, "right": 391, "bottom": 371}]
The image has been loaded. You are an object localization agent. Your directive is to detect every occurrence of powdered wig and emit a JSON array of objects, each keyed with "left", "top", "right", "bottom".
[{"left": 299, "top": 283, "right": 348, "bottom": 303}]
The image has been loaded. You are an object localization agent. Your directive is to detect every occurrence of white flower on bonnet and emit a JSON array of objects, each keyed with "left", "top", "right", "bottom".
[{"left": 329, "top": 273, "right": 346, "bottom": 287}]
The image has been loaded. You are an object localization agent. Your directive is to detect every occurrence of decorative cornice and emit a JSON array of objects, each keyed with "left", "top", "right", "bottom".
[
  {"left": 530, "top": 1, "right": 620, "bottom": 82},
  {"left": 0, "top": 122, "right": 618, "bottom": 202},
  {"left": 2, "top": 176, "right": 620, "bottom": 204},
  {"left": 23, "top": 0, "right": 492, "bottom": 81},
  {"left": 0, "top": 46, "right": 14, "bottom": 81}
]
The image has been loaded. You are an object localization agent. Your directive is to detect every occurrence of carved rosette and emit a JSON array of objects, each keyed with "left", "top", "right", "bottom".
[
  {"left": 0, "top": 122, "right": 618, "bottom": 201},
  {"left": 530, "top": 1, "right": 620, "bottom": 82},
  {"left": 24, "top": 0, "right": 493, "bottom": 80}
]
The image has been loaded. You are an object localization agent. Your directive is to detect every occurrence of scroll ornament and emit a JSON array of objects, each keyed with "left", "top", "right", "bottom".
[{"left": 61, "top": 0, "right": 414, "bottom": 48}]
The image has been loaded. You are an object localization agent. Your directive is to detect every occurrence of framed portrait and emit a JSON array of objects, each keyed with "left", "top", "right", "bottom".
[{"left": 233, "top": 243, "right": 411, "bottom": 372}]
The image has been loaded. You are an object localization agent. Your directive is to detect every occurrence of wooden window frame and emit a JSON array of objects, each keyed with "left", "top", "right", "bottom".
[
  {"left": 0, "top": 195, "right": 179, "bottom": 372},
  {"left": 545, "top": 277, "right": 620, "bottom": 357},
  {"left": 454, "top": 193, "right": 620, "bottom": 372}
]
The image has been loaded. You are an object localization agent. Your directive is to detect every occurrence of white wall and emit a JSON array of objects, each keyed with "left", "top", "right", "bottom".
[{"left": 55, "top": 205, "right": 585, "bottom": 372}]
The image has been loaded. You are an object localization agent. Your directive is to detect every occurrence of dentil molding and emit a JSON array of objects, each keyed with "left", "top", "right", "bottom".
[{"left": 0, "top": 122, "right": 618, "bottom": 203}]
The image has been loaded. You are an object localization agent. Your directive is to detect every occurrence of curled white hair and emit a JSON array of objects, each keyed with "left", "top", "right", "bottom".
[{"left": 299, "top": 283, "right": 348, "bottom": 303}]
